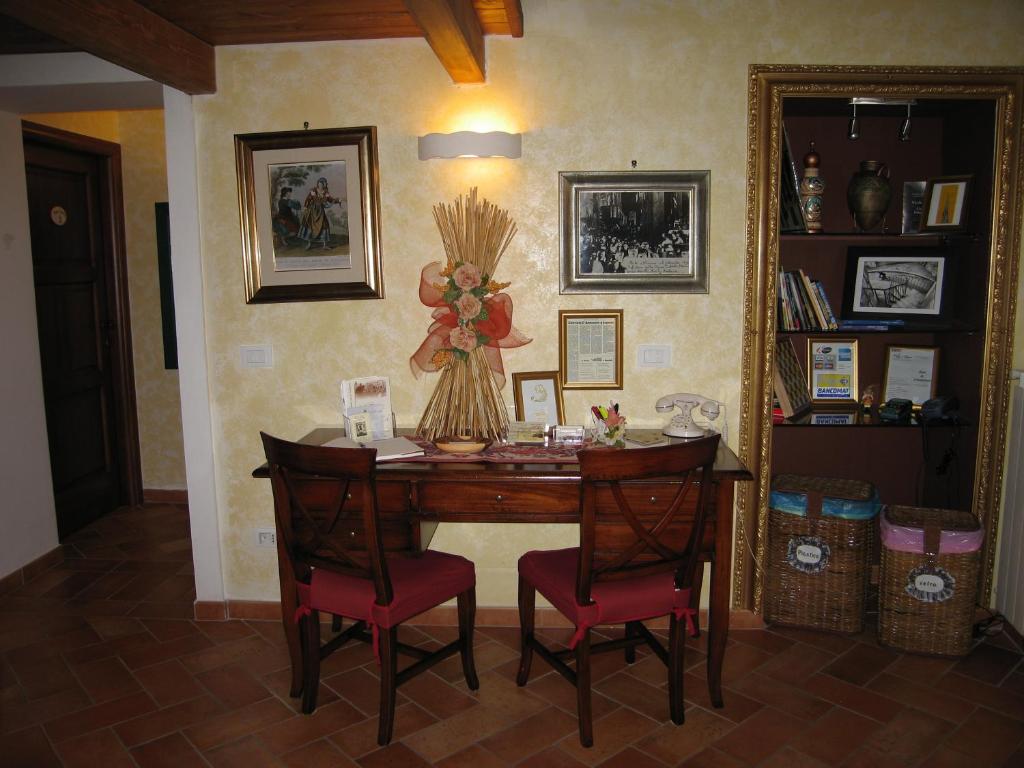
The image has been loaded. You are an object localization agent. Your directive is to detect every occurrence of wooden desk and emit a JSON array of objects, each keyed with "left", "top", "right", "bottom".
[{"left": 254, "top": 427, "right": 751, "bottom": 708}]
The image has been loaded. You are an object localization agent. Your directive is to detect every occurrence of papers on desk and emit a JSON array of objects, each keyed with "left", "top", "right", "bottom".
[
  {"left": 324, "top": 435, "right": 425, "bottom": 461},
  {"left": 340, "top": 376, "right": 394, "bottom": 441},
  {"left": 624, "top": 430, "right": 669, "bottom": 448}
]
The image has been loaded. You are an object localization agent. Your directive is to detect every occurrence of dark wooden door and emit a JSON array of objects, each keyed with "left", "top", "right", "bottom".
[{"left": 24, "top": 139, "right": 122, "bottom": 538}]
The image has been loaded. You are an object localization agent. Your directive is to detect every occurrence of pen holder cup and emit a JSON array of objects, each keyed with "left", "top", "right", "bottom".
[{"left": 592, "top": 423, "right": 625, "bottom": 448}]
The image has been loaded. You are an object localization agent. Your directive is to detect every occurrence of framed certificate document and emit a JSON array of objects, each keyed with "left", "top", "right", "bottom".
[
  {"left": 806, "top": 338, "right": 859, "bottom": 407},
  {"left": 558, "top": 309, "right": 623, "bottom": 389},
  {"left": 883, "top": 345, "right": 939, "bottom": 406}
]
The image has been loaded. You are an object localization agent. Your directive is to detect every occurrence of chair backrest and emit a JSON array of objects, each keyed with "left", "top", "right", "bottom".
[
  {"left": 575, "top": 434, "right": 721, "bottom": 604},
  {"left": 260, "top": 432, "right": 392, "bottom": 605}
]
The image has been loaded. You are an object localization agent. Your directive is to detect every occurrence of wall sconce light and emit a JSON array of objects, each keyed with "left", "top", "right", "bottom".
[{"left": 417, "top": 130, "right": 522, "bottom": 160}]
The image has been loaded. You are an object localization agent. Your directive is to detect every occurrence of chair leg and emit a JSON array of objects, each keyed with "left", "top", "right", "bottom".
[
  {"left": 516, "top": 574, "right": 536, "bottom": 686},
  {"left": 575, "top": 630, "right": 593, "bottom": 748},
  {"left": 668, "top": 613, "right": 686, "bottom": 725},
  {"left": 690, "top": 562, "right": 705, "bottom": 637},
  {"left": 624, "top": 621, "right": 638, "bottom": 664},
  {"left": 331, "top": 614, "right": 342, "bottom": 633},
  {"left": 457, "top": 587, "right": 479, "bottom": 690},
  {"left": 300, "top": 610, "right": 321, "bottom": 714},
  {"left": 377, "top": 627, "right": 399, "bottom": 746},
  {"left": 284, "top": 611, "right": 303, "bottom": 698}
]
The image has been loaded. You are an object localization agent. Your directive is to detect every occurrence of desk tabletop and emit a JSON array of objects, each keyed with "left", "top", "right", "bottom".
[{"left": 253, "top": 427, "right": 751, "bottom": 481}]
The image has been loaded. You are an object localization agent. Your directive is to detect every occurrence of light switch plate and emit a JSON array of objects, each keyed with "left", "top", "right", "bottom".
[
  {"left": 240, "top": 345, "right": 273, "bottom": 368},
  {"left": 637, "top": 344, "right": 672, "bottom": 368}
]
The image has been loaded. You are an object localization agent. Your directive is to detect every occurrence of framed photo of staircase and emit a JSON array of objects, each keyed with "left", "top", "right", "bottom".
[{"left": 842, "top": 247, "right": 951, "bottom": 325}]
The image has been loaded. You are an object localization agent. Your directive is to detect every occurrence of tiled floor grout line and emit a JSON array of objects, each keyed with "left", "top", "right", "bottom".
[{"left": 4, "top": 505, "right": 1024, "bottom": 767}]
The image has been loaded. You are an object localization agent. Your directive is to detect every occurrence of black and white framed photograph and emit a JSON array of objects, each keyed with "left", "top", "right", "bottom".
[
  {"left": 559, "top": 171, "right": 709, "bottom": 294},
  {"left": 842, "top": 247, "right": 951, "bottom": 323}
]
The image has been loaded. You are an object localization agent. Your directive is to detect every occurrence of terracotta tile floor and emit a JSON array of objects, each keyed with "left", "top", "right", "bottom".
[{"left": 3, "top": 504, "right": 1024, "bottom": 766}]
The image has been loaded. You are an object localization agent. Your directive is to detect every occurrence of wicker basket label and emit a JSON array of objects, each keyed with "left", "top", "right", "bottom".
[
  {"left": 905, "top": 565, "right": 956, "bottom": 603},
  {"left": 786, "top": 536, "right": 830, "bottom": 573}
]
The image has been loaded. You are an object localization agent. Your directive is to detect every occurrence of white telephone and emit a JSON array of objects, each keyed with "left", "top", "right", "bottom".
[{"left": 656, "top": 393, "right": 724, "bottom": 439}]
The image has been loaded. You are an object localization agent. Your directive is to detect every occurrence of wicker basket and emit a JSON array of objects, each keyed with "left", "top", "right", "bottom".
[
  {"left": 765, "top": 475, "right": 880, "bottom": 634},
  {"left": 878, "top": 505, "right": 982, "bottom": 657}
]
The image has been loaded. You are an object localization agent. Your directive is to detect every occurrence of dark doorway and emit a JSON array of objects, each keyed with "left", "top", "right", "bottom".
[{"left": 23, "top": 122, "right": 142, "bottom": 539}]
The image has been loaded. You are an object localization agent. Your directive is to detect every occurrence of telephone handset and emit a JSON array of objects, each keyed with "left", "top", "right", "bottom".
[{"left": 655, "top": 393, "right": 723, "bottom": 438}]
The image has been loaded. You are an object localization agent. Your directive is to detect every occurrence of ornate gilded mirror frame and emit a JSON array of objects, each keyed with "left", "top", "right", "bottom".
[{"left": 737, "top": 65, "right": 1024, "bottom": 612}]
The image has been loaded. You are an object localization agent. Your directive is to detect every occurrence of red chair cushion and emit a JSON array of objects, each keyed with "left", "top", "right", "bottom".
[
  {"left": 301, "top": 550, "right": 475, "bottom": 629},
  {"left": 518, "top": 547, "right": 694, "bottom": 647}
]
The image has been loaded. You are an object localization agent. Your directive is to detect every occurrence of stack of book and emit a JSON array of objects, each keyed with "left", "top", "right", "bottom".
[{"left": 777, "top": 269, "right": 838, "bottom": 331}]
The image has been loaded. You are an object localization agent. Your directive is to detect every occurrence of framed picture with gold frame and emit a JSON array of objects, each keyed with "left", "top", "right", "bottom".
[
  {"left": 806, "top": 337, "right": 859, "bottom": 407},
  {"left": 883, "top": 345, "right": 939, "bottom": 406},
  {"left": 559, "top": 309, "right": 623, "bottom": 389},
  {"left": 512, "top": 371, "right": 565, "bottom": 424},
  {"left": 235, "top": 126, "right": 384, "bottom": 303}
]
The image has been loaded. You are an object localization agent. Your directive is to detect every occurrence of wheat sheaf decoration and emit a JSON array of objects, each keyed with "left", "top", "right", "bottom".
[{"left": 410, "top": 188, "right": 531, "bottom": 441}]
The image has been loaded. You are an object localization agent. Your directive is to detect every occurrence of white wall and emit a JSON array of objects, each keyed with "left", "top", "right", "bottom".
[{"left": 0, "top": 110, "right": 59, "bottom": 577}]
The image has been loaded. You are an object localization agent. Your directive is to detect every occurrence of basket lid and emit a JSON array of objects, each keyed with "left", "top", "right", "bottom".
[
  {"left": 881, "top": 506, "right": 983, "bottom": 556},
  {"left": 770, "top": 474, "right": 879, "bottom": 520},
  {"left": 772, "top": 474, "right": 876, "bottom": 501},
  {"left": 886, "top": 505, "right": 980, "bottom": 532}
]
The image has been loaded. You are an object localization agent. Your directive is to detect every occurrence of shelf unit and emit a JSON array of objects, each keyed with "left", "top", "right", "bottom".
[{"left": 738, "top": 66, "right": 1024, "bottom": 613}]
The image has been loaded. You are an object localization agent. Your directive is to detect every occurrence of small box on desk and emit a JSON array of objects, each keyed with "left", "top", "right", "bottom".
[
  {"left": 879, "top": 505, "right": 982, "bottom": 657},
  {"left": 765, "top": 474, "right": 880, "bottom": 634}
]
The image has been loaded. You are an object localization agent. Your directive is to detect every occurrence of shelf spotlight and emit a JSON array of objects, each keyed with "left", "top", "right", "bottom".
[{"left": 899, "top": 103, "right": 912, "bottom": 142}]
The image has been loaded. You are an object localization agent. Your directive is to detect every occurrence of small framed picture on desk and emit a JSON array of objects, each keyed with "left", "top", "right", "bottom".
[{"left": 512, "top": 371, "right": 565, "bottom": 424}]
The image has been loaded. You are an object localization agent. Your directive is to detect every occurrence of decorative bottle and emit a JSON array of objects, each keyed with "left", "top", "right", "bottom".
[{"left": 799, "top": 142, "right": 825, "bottom": 233}]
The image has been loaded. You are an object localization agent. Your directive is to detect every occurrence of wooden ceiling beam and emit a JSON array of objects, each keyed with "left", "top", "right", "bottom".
[
  {"left": 0, "top": 0, "right": 215, "bottom": 94},
  {"left": 403, "top": 0, "right": 485, "bottom": 84},
  {"left": 502, "top": 0, "right": 523, "bottom": 38}
]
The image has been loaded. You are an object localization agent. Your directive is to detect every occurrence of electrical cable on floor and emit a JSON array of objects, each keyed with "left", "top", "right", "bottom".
[{"left": 972, "top": 606, "right": 1008, "bottom": 640}]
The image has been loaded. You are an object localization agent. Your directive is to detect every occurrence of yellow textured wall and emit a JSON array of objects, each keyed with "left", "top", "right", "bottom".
[
  {"left": 24, "top": 111, "right": 119, "bottom": 143},
  {"left": 23, "top": 110, "right": 186, "bottom": 491},
  {"left": 192, "top": 0, "right": 1024, "bottom": 603},
  {"left": 119, "top": 111, "right": 186, "bottom": 490}
]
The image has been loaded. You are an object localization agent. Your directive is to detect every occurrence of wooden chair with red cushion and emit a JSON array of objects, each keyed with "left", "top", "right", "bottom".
[
  {"left": 516, "top": 434, "right": 721, "bottom": 747},
  {"left": 261, "top": 433, "right": 479, "bottom": 746}
]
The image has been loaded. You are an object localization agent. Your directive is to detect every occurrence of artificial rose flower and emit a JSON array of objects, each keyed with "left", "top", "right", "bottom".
[
  {"left": 450, "top": 325, "right": 478, "bottom": 352},
  {"left": 455, "top": 293, "right": 482, "bottom": 320},
  {"left": 604, "top": 409, "right": 625, "bottom": 428},
  {"left": 452, "top": 263, "right": 482, "bottom": 291}
]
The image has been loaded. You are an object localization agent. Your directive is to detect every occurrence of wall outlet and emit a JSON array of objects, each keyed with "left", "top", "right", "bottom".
[{"left": 255, "top": 528, "right": 276, "bottom": 547}]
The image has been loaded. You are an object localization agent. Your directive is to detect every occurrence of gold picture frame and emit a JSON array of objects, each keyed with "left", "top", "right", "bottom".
[
  {"left": 883, "top": 344, "right": 940, "bottom": 406},
  {"left": 806, "top": 337, "right": 859, "bottom": 408},
  {"left": 558, "top": 309, "right": 623, "bottom": 390},
  {"left": 235, "top": 126, "right": 384, "bottom": 303},
  {"left": 512, "top": 371, "right": 565, "bottom": 424}
]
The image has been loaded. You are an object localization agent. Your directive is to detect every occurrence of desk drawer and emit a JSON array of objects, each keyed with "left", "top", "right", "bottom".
[{"left": 416, "top": 481, "right": 578, "bottom": 522}]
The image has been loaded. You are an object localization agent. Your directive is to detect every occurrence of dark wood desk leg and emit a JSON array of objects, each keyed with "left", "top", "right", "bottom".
[{"left": 707, "top": 479, "right": 734, "bottom": 708}]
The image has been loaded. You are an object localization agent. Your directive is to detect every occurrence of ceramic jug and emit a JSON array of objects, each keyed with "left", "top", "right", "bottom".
[{"left": 847, "top": 160, "right": 891, "bottom": 231}]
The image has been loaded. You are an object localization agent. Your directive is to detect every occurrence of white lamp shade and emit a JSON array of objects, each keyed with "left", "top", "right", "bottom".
[{"left": 418, "top": 131, "right": 522, "bottom": 159}]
